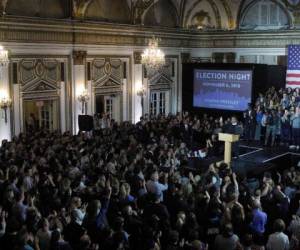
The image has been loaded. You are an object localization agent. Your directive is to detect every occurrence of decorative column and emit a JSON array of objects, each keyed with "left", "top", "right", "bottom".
[
  {"left": 60, "top": 81, "right": 66, "bottom": 133},
  {"left": 72, "top": 50, "right": 87, "bottom": 134},
  {"left": 179, "top": 53, "right": 190, "bottom": 113},
  {"left": 122, "top": 78, "right": 127, "bottom": 121},
  {"left": 0, "top": 62, "right": 12, "bottom": 142},
  {"left": 133, "top": 52, "right": 143, "bottom": 123},
  {"left": 143, "top": 76, "right": 149, "bottom": 115},
  {"left": 86, "top": 80, "right": 92, "bottom": 116},
  {"left": 13, "top": 83, "right": 21, "bottom": 135}
]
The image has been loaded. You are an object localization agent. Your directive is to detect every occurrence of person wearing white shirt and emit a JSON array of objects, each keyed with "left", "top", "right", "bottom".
[{"left": 266, "top": 219, "right": 289, "bottom": 250}]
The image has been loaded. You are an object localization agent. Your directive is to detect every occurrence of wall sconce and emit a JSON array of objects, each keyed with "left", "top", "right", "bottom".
[
  {"left": 137, "top": 86, "right": 146, "bottom": 98},
  {"left": 77, "top": 89, "right": 89, "bottom": 114},
  {"left": 0, "top": 45, "right": 9, "bottom": 67},
  {"left": 0, "top": 97, "right": 12, "bottom": 123},
  {"left": 36, "top": 100, "right": 44, "bottom": 108}
]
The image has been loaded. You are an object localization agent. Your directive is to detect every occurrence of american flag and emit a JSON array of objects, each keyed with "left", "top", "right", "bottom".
[{"left": 286, "top": 45, "right": 300, "bottom": 88}]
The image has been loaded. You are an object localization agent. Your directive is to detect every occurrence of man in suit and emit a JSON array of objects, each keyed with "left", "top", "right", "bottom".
[
  {"left": 244, "top": 104, "right": 256, "bottom": 143},
  {"left": 225, "top": 116, "right": 243, "bottom": 158}
]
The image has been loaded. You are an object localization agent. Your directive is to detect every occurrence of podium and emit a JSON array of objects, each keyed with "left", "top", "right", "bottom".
[{"left": 218, "top": 133, "right": 240, "bottom": 165}]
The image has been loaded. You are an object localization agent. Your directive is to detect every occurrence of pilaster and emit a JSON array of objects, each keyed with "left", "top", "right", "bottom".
[
  {"left": 0, "top": 64, "right": 11, "bottom": 141},
  {"left": 72, "top": 50, "right": 87, "bottom": 133}
]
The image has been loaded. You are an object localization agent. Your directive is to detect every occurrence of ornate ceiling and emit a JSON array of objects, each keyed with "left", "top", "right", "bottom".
[
  {"left": 2, "top": 0, "right": 300, "bottom": 50},
  {"left": 1, "top": 0, "right": 300, "bottom": 31}
]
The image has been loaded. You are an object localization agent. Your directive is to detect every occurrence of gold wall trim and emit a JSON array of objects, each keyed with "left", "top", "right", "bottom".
[{"left": 1, "top": 16, "right": 300, "bottom": 48}]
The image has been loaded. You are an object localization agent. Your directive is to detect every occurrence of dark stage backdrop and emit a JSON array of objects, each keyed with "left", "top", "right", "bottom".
[{"left": 182, "top": 63, "right": 286, "bottom": 117}]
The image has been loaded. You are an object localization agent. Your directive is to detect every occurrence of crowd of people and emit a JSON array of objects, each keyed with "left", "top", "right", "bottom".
[
  {"left": 1, "top": 87, "right": 300, "bottom": 250},
  {"left": 243, "top": 87, "right": 300, "bottom": 148}
]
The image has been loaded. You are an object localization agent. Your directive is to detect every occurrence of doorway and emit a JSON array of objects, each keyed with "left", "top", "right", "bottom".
[
  {"left": 95, "top": 94, "right": 121, "bottom": 122},
  {"left": 150, "top": 91, "right": 170, "bottom": 116},
  {"left": 23, "top": 99, "right": 59, "bottom": 132}
]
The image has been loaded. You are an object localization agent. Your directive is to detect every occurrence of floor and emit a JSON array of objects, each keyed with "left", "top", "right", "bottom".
[{"left": 232, "top": 143, "right": 300, "bottom": 177}]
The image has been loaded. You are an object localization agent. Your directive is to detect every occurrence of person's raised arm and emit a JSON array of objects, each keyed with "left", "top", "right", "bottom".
[
  {"left": 47, "top": 174, "right": 56, "bottom": 188},
  {"left": 261, "top": 182, "right": 271, "bottom": 197},
  {"left": 0, "top": 208, "right": 6, "bottom": 238},
  {"left": 221, "top": 176, "right": 231, "bottom": 198},
  {"left": 232, "top": 173, "right": 239, "bottom": 197}
]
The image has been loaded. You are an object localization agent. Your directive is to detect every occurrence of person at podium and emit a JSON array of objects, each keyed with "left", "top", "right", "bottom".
[{"left": 224, "top": 116, "right": 243, "bottom": 158}]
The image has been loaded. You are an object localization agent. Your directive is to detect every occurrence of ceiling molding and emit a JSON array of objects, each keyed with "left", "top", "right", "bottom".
[{"left": 0, "top": 16, "right": 300, "bottom": 48}]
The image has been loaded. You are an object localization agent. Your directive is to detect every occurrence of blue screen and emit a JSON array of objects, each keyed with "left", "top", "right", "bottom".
[{"left": 193, "top": 69, "right": 253, "bottom": 111}]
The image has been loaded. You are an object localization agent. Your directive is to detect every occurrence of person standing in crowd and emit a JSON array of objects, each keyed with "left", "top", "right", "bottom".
[
  {"left": 93, "top": 113, "right": 101, "bottom": 135},
  {"left": 214, "top": 223, "right": 240, "bottom": 250},
  {"left": 27, "top": 113, "right": 37, "bottom": 133},
  {"left": 295, "top": 88, "right": 300, "bottom": 105},
  {"left": 281, "top": 109, "right": 291, "bottom": 147},
  {"left": 264, "top": 109, "right": 277, "bottom": 147},
  {"left": 255, "top": 105, "right": 264, "bottom": 142},
  {"left": 257, "top": 93, "right": 265, "bottom": 107},
  {"left": 266, "top": 219, "right": 289, "bottom": 250},
  {"left": 250, "top": 200, "right": 267, "bottom": 242},
  {"left": 291, "top": 106, "right": 300, "bottom": 150},
  {"left": 225, "top": 116, "right": 243, "bottom": 157},
  {"left": 146, "top": 170, "right": 168, "bottom": 202},
  {"left": 244, "top": 104, "right": 256, "bottom": 144},
  {"left": 275, "top": 108, "right": 282, "bottom": 146},
  {"left": 281, "top": 93, "right": 290, "bottom": 110}
]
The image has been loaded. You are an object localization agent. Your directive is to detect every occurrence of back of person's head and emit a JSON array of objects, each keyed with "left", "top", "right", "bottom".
[
  {"left": 113, "top": 216, "right": 125, "bottom": 231},
  {"left": 148, "top": 189, "right": 161, "bottom": 203},
  {"left": 252, "top": 199, "right": 261, "bottom": 210},
  {"left": 134, "top": 165, "right": 141, "bottom": 174},
  {"left": 273, "top": 219, "right": 285, "bottom": 232},
  {"left": 190, "top": 240, "right": 203, "bottom": 250},
  {"left": 16, "top": 226, "right": 29, "bottom": 248},
  {"left": 79, "top": 234, "right": 91, "bottom": 250},
  {"left": 39, "top": 217, "right": 49, "bottom": 231},
  {"left": 167, "top": 230, "right": 179, "bottom": 245},
  {"left": 222, "top": 223, "right": 234, "bottom": 238},
  {"left": 150, "top": 170, "right": 159, "bottom": 181},
  {"left": 86, "top": 199, "right": 101, "bottom": 218},
  {"left": 186, "top": 212, "right": 198, "bottom": 227},
  {"left": 15, "top": 191, "right": 24, "bottom": 202},
  {"left": 50, "top": 229, "right": 61, "bottom": 250}
]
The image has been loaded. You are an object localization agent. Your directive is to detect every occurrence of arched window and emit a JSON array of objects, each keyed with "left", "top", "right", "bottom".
[{"left": 240, "top": 0, "right": 290, "bottom": 30}]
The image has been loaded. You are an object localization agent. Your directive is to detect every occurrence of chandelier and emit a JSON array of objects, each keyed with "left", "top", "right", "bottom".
[
  {"left": 0, "top": 45, "right": 9, "bottom": 66},
  {"left": 141, "top": 36, "right": 165, "bottom": 70}
]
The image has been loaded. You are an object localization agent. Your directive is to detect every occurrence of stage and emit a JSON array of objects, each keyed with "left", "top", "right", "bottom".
[
  {"left": 231, "top": 144, "right": 300, "bottom": 177},
  {"left": 187, "top": 143, "right": 300, "bottom": 178}
]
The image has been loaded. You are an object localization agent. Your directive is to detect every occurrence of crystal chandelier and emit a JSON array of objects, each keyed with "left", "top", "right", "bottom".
[
  {"left": 141, "top": 36, "right": 165, "bottom": 70},
  {"left": 0, "top": 45, "right": 9, "bottom": 66}
]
